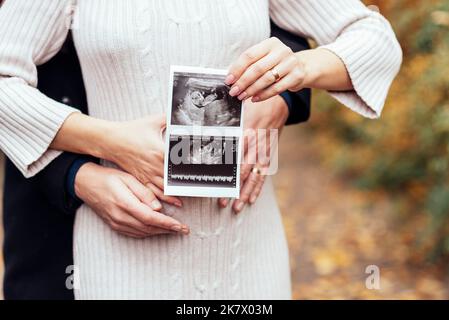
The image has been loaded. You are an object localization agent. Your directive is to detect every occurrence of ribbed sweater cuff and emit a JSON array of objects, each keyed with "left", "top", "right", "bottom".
[
  {"left": 0, "top": 78, "right": 80, "bottom": 178},
  {"left": 319, "top": 17, "right": 402, "bottom": 119}
]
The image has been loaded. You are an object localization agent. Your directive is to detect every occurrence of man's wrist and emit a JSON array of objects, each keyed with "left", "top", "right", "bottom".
[
  {"left": 279, "top": 91, "right": 292, "bottom": 116},
  {"left": 67, "top": 158, "right": 97, "bottom": 201},
  {"left": 73, "top": 162, "right": 100, "bottom": 201},
  {"left": 271, "top": 94, "right": 290, "bottom": 127}
]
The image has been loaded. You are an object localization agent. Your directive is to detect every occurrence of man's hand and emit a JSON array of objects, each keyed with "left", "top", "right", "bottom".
[
  {"left": 218, "top": 95, "right": 289, "bottom": 213},
  {"left": 74, "top": 163, "right": 189, "bottom": 238}
]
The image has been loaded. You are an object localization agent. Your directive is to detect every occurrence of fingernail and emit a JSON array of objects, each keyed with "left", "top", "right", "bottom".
[
  {"left": 235, "top": 201, "right": 245, "bottom": 213},
  {"left": 225, "top": 74, "right": 235, "bottom": 85},
  {"left": 250, "top": 196, "right": 256, "bottom": 204},
  {"left": 151, "top": 200, "right": 162, "bottom": 210},
  {"left": 229, "top": 86, "right": 240, "bottom": 97},
  {"left": 237, "top": 92, "right": 247, "bottom": 100},
  {"left": 221, "top": 199, "right": 229, "bottom": 207},
  {"left": 171, "top": 225, "right": 183, "bottom": 232},
  {"left": 252, "top": 96, "right": 260, "bottom": 102},
  {"left": 174, "top": 200, "right": 183, "bottom": 208},
  {"left": 181, "top": 225, "right": 190, "bottom": 235}
]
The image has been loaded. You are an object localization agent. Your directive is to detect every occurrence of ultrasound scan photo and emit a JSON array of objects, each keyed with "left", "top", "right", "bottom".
[
  {"left": 167, "top": 135, "right": 238, "bottom": 189},
  {"left": 171, "top": 72, "right": 242, "bottom": 127},
  {"left": 165, "top": 66, "right": 243, "bottom": 198}
]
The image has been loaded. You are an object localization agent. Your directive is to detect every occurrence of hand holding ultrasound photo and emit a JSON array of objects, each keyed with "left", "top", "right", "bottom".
[{"left": 164, "top": 66, "right": 244, "bottom": 198}]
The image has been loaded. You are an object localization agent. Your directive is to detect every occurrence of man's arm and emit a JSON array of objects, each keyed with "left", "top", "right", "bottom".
[
  {"left": 270, "top": 20, "right": 311, "bottom": 125},
  {"left": 32, "top": 153, "right": 95, "bottom": 215}
]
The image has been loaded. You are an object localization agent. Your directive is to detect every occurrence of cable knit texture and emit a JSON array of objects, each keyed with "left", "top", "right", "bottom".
[{"left": 0, "top": 0, "right": 402, "bottom": 299}]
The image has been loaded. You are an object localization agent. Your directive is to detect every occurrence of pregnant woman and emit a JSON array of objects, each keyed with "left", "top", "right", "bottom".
[{"left": 0, "top": 1, "right": 401, "bottom": 299}]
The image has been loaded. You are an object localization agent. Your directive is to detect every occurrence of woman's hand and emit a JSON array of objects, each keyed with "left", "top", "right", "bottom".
[
  {"left": 52, "top": 113, "right": 182, "bottom": 208},
  {"left": 225, "top": 37, "right": 353, "bottom": 102},
  {"left": 75, "top": 162, "right": 189, "bottom": 239},
  {"left": 107, "top": 115, "right": 165, "bottom": 187},
  {"left": 106, "top": 115, "right": 185, "bottom": 208},
  {"left": 225, "top": 37, "right": 305, "bottom": 102},
  {"left": 218, "top": 95, "right": 289, "bottom": 213}
]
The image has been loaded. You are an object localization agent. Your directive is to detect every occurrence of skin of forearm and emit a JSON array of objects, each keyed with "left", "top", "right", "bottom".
[
  {"left": 50, "top": 113, "right": 116, "bottom": 160},
  {"left": 50, "top": 113, "right": 167, "bottom": 190},
  {"left": 297, "top": 48, "right": 353, "bottom": 92}
]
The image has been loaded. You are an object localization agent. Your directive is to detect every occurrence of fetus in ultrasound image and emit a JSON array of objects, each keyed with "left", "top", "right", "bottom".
[{"left": 171, "top": 72, "right": 242, "bottom": 127}]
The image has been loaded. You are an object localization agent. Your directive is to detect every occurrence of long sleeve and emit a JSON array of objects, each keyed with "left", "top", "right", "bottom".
[
  {"left": 269, "top": 0, "right": 403, "bottom": 119},
  {"left": 0, "top": 0, "right": 79, "bottom": 178},
  {"left": 32, "top": 152, "right": 86, "bottom": 215}
]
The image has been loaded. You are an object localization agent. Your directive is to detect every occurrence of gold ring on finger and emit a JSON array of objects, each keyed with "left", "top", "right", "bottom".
[{"left": 270, "top": 67, "right": 281, "bottom": 82}]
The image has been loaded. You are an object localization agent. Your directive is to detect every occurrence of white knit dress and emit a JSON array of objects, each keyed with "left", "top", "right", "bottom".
[{"left": 0, "top": 0, "right": 402, "bottom": 299}]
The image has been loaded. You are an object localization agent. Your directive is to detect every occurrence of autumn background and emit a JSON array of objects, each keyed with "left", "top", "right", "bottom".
[{"left": 1, "top": 0, "right": 449, "bottom": 299}]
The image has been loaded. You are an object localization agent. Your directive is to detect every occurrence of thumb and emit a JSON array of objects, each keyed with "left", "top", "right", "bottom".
[{"left": 150, "top": 113, "right": 166, "bottom": 127}]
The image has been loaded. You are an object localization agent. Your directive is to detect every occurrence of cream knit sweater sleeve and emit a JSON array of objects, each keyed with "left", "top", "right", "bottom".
[
  {"left": 0, "top": 0, "right": 79, "bottom": 178},
  {"left": 270, "top": 0, "right": 403, "bottom": 119}
]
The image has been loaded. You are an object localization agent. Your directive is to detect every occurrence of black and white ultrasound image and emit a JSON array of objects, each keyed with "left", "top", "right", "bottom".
[
  {"left": 171, "top": 72, "right": 242, "bottom": 127},
  {"left": 167, "top": 135, "right": 238, "bottom": 188}
]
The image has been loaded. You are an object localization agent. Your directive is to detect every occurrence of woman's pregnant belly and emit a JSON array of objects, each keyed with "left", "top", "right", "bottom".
[{"left": 73, "top": 178, "right": 291, "bottom": 299}]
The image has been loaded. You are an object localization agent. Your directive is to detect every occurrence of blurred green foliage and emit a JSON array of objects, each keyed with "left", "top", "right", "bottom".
[{"left": 309, "top": 0, "right": 449, "bottom": 262}]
